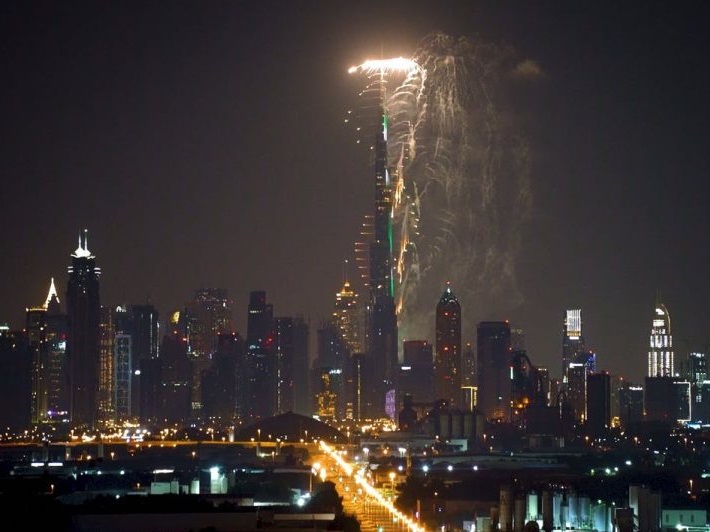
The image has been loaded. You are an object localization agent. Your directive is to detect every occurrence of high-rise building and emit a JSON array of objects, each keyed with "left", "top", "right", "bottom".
[
  {"left": 183, "top": 289, "right": 233, "bottom": 419},
  {"left": 202, "top": 332, "right": 243, "bottom": 422},
  {"left": 619, "top": 383, "right": 644, "bottom": 428},
  {"left": 291, "top": 318, "right": 310, "bottom": 416},
  {"left": 66, "top": 230, "right": 101, "bottom": 429},
  {"left": 476, "top": 321, "right": 512, "bottom": 422},
  {"left": 98, "top": 306, "right": 115, "bottom": 425},
  {"left": 562, "top": 309, "right": 583, "bottom": 382},
  {"left": 244, "top": 290, "right": 274, "bottom": 421},
  {"left": 367, "top": 110, "right": 398, "bottom": 417},
  {"left": 333, "top": 270, "right": 361, "bottom": 355},
  {"left": 0, "top": 326, "right": 31, "bottom": 431},
  {"left": 587, "top": 372, "right": 611, "bottom": 435},
  {"left": 399, "top": 340, "right": 434, "bottom": 405},
  {"left": 27, "top": 279, "right": 62, "bottom": 425},
  {"left": 314, "top": 321, "right": 347, "bottom": 419},
  {"left": 122, "top": 304, "right": 159, "bottom": 423},
  {"left": 686, "top": 352, "right": 707, "bottom": 420},
  {"left": 44, "top": 287, "right": 69, "bottom": 424},
  {"left": 274, "top": 317, "right": 295, "bottom": 414},
  {"left": 159, "top": 318, "right": 192, "bottom": 424},
  {"left": 114, "top": 332, "right": 132, "bottom": 422},
  {"left": 648, "top": 298, "right": 674, "bottom": 377},
  {"left": 434, "top": 285, "right": 462, "bottom": 406}
]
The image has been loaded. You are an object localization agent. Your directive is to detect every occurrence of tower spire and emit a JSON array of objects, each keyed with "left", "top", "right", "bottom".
[{"left": 44, "top": 277, "right": 59, "bottom": 308}]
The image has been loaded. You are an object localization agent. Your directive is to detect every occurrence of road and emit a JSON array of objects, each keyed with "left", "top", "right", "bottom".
[{"left": 315, "top": 442, "right": 426, "bottom": 532}]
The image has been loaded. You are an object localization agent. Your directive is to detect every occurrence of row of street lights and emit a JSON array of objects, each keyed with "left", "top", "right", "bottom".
[{"left": 320, "top": 441, "right": 427, "bottom": 532}]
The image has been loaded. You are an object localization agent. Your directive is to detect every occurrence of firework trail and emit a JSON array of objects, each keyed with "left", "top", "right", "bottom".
[{"left": 348, "top": 33, "right": 536, "bottom": 343}]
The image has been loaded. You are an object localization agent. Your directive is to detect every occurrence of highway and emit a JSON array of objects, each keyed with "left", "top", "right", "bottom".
[{"left": 316, "top": 441, "right": 426, "bottom": 532}]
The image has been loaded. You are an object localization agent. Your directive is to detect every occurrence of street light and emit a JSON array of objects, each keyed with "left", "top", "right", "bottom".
[{"left": 389, "top": 471, "right": 396, "bottom": 498}]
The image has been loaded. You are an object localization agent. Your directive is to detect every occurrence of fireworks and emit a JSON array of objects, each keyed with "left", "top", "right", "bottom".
[
  {"left": 347, "top": 57, "right": 421, "bottom": 76},
  {"left": 348, "top": 33, "right": 536, "bottom": 341}
]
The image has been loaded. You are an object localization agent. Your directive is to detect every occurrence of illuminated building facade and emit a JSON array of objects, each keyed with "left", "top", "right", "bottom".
[
  {"left": 27, "top": 279, "right": 63, "bottom": 424},
  {"left": 333, "top": 272, "right": 361, "bottom": 354},
  {"left": 434, "top": 285, "right": 461, "bottom": 406},
  {"left": 367, "top": 110, "right": 398, "bottom": 417},
  {"left": 648, "top": 299, "right": 674, "bottom": 377},
  {"left": 98, "top": 306, "right": 115, "bottom": 424},
  {"left": 476, "top": 321, "right": 512, "bottom": 422},
  {"left": 44, "top": 289, "right": 69, "bottom": 424},
  {"left": 66, "top": 230, "right": 101, "bottom": 429},
  {"left": 314, "top": 321, "right": 347, "bottom": 418},
  {"left": 562, "top": 309, "right": 583, "bottom": 382},
  {"left": 114, "top": 332, "right": 132, "bottom": 421}
]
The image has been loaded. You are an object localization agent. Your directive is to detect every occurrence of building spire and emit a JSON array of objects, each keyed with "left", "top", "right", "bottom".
[
  {"left": 72, "top": 228, "right": 93, "bottom": 258},
  {"left": 43, "top": 277, "right": 59, "bottom": 309}
]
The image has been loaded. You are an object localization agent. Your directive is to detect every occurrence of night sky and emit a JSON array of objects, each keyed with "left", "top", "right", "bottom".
[{"left": 2, "top": 1, "right": 710, "bottom": 384}]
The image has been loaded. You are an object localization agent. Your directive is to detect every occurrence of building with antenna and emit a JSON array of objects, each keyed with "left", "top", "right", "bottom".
[
  {"left": 66, "top": 229, "right": 101, "bottom": 429},
  {"left": 366, "top": 109, "right": 398, "bottom": 418},
  {"left": 434, "top": 284, "right": 461, "bottom": 406}
]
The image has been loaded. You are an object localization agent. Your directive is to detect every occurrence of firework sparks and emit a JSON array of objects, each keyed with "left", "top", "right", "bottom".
[
  {"left": 347, "top": 34, "right": 536, "bottom": 343},
  {"left": 348, "top": 57, "right": 421, "bottom": 76}
]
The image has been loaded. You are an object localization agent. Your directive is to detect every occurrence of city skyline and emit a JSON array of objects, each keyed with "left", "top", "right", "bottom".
[{"left": 2, "top": 1, "right": 710, "bottom": 385}]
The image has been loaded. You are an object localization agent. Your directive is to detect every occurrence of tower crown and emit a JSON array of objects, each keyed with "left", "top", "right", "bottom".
[{"left": 72, "top": 229, "right": 93, "bottom": 259}]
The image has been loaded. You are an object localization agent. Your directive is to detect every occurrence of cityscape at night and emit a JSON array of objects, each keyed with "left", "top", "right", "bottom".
[{"left": 2, "top": 1, "right": 710, "bottom": 531}]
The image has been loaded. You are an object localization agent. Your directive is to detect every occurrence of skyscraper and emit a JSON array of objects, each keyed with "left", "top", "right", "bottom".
[
  {"left": 44, "top": 285, "right": 69, "bottom": 423},
  {"left": 434, "top": 284, "right": 461, "bottom": 406},
  {"left": 244, "top": 290, "right": 274, "bottom": 420},
  {"left": 66, "top": 230, "right": 101, "bottom": 429},
  {"left": 476, "top": 321, "right": 512, "bottom": 422},
  {"left": 291, "top": 317, "right": 310, "bottom": 416},
  {"left": 562, "top": 309, "right": 583, "bottom": 382},
  {"left": 185, "top": 288, "right": 233, "bottom": 418},
  {"left": 333, "top": 270, "right": 361, "bottom": 355},
  {"left": 98, "top": 305, "right": 115, "bottom": 424},
  {"left": 367, "top": 109, "right": 398, "bottom": 417},
  {"left": 587, "top": 372, "right": 611, "bottom": 435},
  {"left": 27, "top": 279, "right": 62, "bottom": 425},
  {"left": 0, "top": 326, "right": 31, "bottom": 430},
  {"left": 648, "top": 297, "right": 674, "bottom": 377},
  {"left": 399, "top": 340, "right": 434, "bottom": 404},
  {"left": 274, "top": 317, "right": 295, "bottom": 414}
]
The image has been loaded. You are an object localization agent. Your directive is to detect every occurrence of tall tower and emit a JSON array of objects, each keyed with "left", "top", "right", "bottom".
[
  {"left": 98, "top": 305, "right": 115, "bottom": 425},
  {"left": 648, "top": 297, "right": 673, "bottom": 377},
  {"left": 562, "top": 309, "right": 583, "bottom": 382},
  {"left": 434, "top": 284, "right": 462, "bottom": 405},
  {"left": 333, "top": 262, "right": 361, "bottom": 354},
  {"left": 367, "top": 109, "right": 398, "bottom": 417},
  {"left": 66, "top": 229, "right": 101, "bottom": 429},
  {"left": 28, "top": 279, "right": 67, "bottom": 425},
  {"left": 245, "top": 290, "right": 274, "bottom": 420},
  {"left": 476, "top": 321, "right": 512, "bottom": 422}
]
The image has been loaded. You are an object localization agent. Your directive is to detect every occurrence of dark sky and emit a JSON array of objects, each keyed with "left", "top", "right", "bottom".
[{"left": 2, "top": 1, "right": 709, "bottom": 384}]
